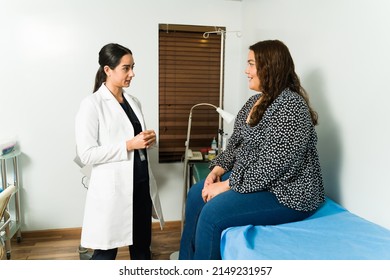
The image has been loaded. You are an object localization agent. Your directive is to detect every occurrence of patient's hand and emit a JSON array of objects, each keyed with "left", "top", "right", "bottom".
[
  {"left": 204, "top": 166, "right": 225, "bottom": 188},
  {"left": 202, "top": 180, "right": 230, "bottom": 203},
  {"left": 204, "top": 172, "right": 219, "bottom": 188}
]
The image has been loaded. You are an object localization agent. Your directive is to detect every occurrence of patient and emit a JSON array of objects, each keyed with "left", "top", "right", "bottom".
[{"left": 179, "top": 39, "right": 325, "bottom": 260}]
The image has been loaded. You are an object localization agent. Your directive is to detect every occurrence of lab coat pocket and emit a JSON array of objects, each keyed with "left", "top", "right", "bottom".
[
  {"left": 115, "top": 162, "right": 133, "bottom": 195},
  {"left": 89, "top": 165, "right": 116, "bottom": 198}
]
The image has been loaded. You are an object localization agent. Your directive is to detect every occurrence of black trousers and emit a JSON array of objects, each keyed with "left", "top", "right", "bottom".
[{"left": 91, "top": 179, "right": 152, "bottom": 260}]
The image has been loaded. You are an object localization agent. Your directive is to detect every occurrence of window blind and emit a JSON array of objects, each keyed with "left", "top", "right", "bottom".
[{"left": 158, "top": 24, "right": 224, "bottom": 163}]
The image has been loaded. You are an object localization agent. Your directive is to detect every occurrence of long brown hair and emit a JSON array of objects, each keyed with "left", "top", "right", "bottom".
[{"left": 247, "top": 40, "right": 318, "bottom": 126}]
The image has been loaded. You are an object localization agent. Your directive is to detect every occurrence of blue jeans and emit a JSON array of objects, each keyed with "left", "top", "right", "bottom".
[{"left": 179, "top": 172, "right": 315, "bottom": 260}]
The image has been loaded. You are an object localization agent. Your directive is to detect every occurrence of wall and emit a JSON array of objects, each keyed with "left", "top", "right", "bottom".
[
  {"left": 0, "top": 0, "right": 243, "bottom": 230},
  {"left": 242, "top": 0, "right": 390, "bottom": 229}
]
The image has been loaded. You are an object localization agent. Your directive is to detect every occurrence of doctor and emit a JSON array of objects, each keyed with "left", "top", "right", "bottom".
[{"left": 75, "top": 43, "right": 164, "bottom": 260}]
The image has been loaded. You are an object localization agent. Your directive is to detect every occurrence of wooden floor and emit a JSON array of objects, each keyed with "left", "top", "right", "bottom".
[{"left": 7, "top": 221, "right": 181, "bottom": 260}]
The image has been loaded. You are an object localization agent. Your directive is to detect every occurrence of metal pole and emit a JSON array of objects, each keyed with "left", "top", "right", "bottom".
[
  {"left": 1, "top": 159, "right": 6, "bottom": 190},
  {"left": 218, "top": 30, "right": 225, "bottom": 153},
  {"left": 181, "top": 109, "right": 193, "bottom": 233},
  {"left": 13, "top": 156, "right": 22, "bottom": 239}
]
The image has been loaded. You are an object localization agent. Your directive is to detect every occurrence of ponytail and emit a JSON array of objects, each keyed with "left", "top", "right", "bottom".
[{"left": 93, "top": 66, "right": 106, "bottom": 93}]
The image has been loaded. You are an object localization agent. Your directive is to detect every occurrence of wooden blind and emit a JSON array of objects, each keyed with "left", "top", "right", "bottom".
[{"left": 158, "top": 24, "right": 224, "bottom": 163}]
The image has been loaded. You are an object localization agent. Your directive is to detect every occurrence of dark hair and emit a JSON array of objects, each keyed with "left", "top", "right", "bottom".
[
  {"left": 93, "top": 43, "right": 133, "bottom": 93},
  {"left": 247, "top": 40, "right": 318, "bottom": 126}
]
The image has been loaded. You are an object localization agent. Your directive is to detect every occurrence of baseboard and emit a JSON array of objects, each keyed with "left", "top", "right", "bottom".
[
  {"left": 15, "top": 220, "right": 181, "bottom": 239},
  {"left": 152, "top": 220, "right": 181, "bottom": 231}
]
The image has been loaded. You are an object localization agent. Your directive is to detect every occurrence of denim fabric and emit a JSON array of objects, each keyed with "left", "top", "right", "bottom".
[{"left": 179, "top": 172, "right": 314, "bottom": 260}]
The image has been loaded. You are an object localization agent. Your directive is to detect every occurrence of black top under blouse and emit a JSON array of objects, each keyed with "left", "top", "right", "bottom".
[{"left": 120, "top": 96, "right": 149, "bottom": 183}]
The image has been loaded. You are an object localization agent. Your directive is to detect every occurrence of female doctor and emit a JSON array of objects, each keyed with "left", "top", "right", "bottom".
[{"left": 75, "top": 43, "right": 164, "bottom": 260}]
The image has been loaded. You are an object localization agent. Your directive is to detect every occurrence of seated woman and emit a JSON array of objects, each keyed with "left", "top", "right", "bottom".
[{"left": 179, "top": 39, "right": 324, "bottom": 260}]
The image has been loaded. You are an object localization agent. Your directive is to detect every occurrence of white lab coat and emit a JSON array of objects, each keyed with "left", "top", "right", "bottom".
[{"left": 75, "top": 84, "right": 164, "bottom": 250}]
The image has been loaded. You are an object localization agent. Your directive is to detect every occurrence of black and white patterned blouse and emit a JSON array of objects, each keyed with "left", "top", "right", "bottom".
[{"left": 210, "top": 88, "right": 324, "bottom": 211}]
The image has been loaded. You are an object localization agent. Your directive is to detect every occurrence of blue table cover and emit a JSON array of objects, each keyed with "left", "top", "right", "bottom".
[{"left": 220, "top": 197, "right": 390, "bottom": 259}]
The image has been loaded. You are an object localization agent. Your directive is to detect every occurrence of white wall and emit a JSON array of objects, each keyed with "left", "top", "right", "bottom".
[
  {"left": 243, "top": 0, "right": 390, "bottom": 229},
  {"left": 0, "top": 0, "right": 243, "bottom": 230}
]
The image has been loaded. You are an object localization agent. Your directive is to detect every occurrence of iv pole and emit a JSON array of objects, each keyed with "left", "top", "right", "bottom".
[
  {"left": 203, "top": 29, "right": 225, "bottom": 152},
  {"left": 203, "top": 29, "right": 241, "bottom": 151}
]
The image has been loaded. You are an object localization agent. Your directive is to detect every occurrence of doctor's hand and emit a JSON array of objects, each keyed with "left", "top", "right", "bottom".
[
  {"left": 126, "top": 129, "right": 156, "bottom": 151},
  {"left": 139, "top": 130, "right": 156, "bottom": 148}
]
